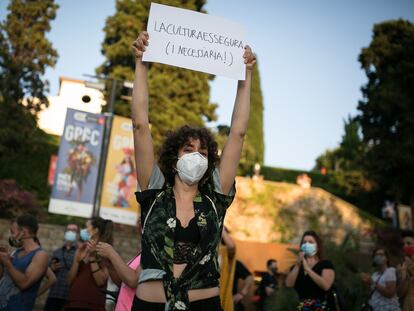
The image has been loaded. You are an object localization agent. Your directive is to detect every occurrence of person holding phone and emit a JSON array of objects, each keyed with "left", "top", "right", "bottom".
[
  {"left": 44, "top": 223, "right": 79, "bottom": 311},
  {"left": 285, "top": 230, "right": 336, "bottom": 310},
  {"left": 65, "top": 217, "right": 114, "bottom": 311}
]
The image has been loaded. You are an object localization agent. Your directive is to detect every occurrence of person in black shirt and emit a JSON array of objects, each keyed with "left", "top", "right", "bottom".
[
  {"left": 232, "top": 260, "right": 253, "bottom": 311},
  {"left": 285, "top": 230, "right": 335, "bottom": 310},
  {"left": 258, "top": 259, "right": 278, "bottom": 310}
]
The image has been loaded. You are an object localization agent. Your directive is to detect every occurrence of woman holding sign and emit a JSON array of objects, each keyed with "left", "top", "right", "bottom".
[{"left": 130, "top": 30, "right": 255, "bottom": 311}]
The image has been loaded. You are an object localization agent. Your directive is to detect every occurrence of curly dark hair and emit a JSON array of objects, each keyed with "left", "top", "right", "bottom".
[{"left": 158, "top": 125, "right": 219, "bottom": 186}]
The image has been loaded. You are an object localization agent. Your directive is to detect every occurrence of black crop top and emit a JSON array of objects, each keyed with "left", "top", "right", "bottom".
[{"left": 174, "top": 217, "right": 201, "bottom": 264}]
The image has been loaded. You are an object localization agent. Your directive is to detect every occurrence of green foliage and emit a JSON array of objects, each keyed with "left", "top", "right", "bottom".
[
  {"left": 314, "top": 116, "right": 365, "bottom": 173},
  {"left": 337, "top": 117, "right": 365, "bottom": 171},
  {"left": 0, "top": 0, "right": 58, "bottom": 156},
  {"left": 314, "top": 19, "right": 414, "bottom": 216},
  {"left": 313, "top": 116, "right": 385, "bottom": 215},
  {"left": 244, "top": 61, "right": 264, "bottom": 166},
  {"left": 0, "top": 130, "right": 90, "bottom": 225},
  {"left": 238, "top": 139, "right": 257, "bottom": 175},
  {"left": 261, "top": 166, "right": 340, "bottom": 196},
  {"left": 215, "top": 124, "right": 259, "bottom": 176},
  {"left": 0, "top": 0, "right": 59, "bottom": 218},
  {"left": 314, "top": 148, "right": 341, "bottom": 172},
  {"left": 323, "top": 240, "right": 372, "bottom": 311},
  {"left": 264, "top": 287, "right": 298, "bottom": 311},
  {"left": 357, "top": 19, "right": 414, "bottom": 206},
  {"left": 0, "top": 130, "right": 59, "bottom": 209},
  {"left": 273, "top": 194, "right": 345, "bottom": 243},
  {"left": 261, "top": 165, "right": 385, "bottom": 216},
  {"left": 97, "top": 0, "right": 217, "bottom": 151}
]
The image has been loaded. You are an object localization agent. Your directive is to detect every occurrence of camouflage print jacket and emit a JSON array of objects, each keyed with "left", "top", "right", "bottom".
[{"left": 135, "top": 165, "right": 235, "bottom": 310}]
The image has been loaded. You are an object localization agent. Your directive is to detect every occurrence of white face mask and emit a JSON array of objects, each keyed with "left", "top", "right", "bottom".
[{"left": 176, "top": 152, "right": 208, "bottom": 185}]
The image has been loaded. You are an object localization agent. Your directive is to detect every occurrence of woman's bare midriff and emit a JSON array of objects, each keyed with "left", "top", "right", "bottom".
[{"left": 136, "top": 263, "right": 220, "bottom": 303}]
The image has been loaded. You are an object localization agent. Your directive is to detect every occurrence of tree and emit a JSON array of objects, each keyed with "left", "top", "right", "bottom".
[
  {"left": 336, "top": 116, "right": 365, "bottom": 171},
  {"left": 97, "top": 0, "right": 217, "bottom": 151},
  {"left": 315, "top": 116, "right": 365, "bottom": 173},
  {"left": 243, "top": 60, "right": 264, "bottom": 169},
  {"left": 357, "top": 19, "right": 414, "bottom": 207},
  {"left": 314, "top": 118, "right": 370, "bottom": 199},
  {"left": 314, "top": 148, "right": 341, "bottom": 173},
  {"left": 0, "top": 0, "right": 58, "bottom": 156}
]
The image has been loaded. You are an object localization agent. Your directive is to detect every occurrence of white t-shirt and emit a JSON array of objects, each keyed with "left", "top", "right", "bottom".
[{"left": 369, "top": 267, "right": 400, "bottom": 311}]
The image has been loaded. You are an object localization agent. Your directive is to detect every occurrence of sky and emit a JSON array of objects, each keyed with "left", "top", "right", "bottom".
[{"left": 1, "top": 0, "right": 414, "bottom": 170}]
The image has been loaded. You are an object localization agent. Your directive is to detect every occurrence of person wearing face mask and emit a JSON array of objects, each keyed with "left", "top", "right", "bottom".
[
  {"left": 360, "top": 247, "right": 400, "bottom": 311},
  {"left": 43, "top": 223, "right": 79, "bottom": 311},
  {"left": 64, "top": 217, "right": 114, "bottom": 311},
  {"left": 130, "top": 30, "right": 255, "bottom": 311},
  {"left": 257, "top": 259, "right": 278, "bottom": 310},
  {"left": 397, "top": 231, "right": 414, "bottom": 311},
  {"left": 0, "top": 215, "right": 49, "bottom": 311},
  {"left": 285, "top": 230, "right": 336, "bottom": 310}
]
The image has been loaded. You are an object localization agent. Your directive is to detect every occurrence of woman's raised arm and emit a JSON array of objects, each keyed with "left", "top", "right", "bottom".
[
  {"left": 131, "top": 31, "right": 155, "bottom": 191},
  {"left": 219, "top": 46, "right": 256, "bottom": 194}
]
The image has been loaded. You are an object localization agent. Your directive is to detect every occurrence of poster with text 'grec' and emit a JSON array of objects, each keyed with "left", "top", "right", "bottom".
[
  {"left": 99, "top": 115, "right": 139, "bottom": 226},
  {"left": 49, "top": 109, "right": 105, "bottom": 218},
  {"left": 143, "top": 2, "right": 246, "bottom": 80}
]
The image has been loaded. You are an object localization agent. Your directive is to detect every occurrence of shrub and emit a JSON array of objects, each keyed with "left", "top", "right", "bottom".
[{"left": 0, "top": 179, "right": 42, "bottom": 218}]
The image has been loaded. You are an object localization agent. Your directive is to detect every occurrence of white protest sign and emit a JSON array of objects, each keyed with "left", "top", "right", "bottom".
[{"left": 143, "top": 3, "right": 246, "bottom": 80}]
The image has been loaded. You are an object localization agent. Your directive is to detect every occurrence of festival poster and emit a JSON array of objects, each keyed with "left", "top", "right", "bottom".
[
  {"left": 49, "top": 108, "right": 105, "bottom": 218},
  {"left": 99, "top": 115, "right": 139, "bottom": 226}
]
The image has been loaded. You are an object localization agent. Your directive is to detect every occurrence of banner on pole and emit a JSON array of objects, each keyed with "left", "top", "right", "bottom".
[
  {"left": 143, "top": 2, "right": 246, "bottom": 80},
  {"left": 99, "top": 115, "right": 139, "bottom": 225},
  {"left": 49, "top": 109, "right": 105, "bottom": 218}
]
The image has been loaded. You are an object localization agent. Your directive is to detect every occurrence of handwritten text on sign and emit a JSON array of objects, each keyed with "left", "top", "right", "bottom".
[{"left": 143, "top": 3, "right": 246, "bottom": 80}]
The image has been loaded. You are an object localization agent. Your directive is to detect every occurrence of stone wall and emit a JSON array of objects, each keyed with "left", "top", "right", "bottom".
[
  {"left": 0, "top": 218, "right": 141, "bottom": 310},
  {"left": 225, "top": 176, "right": 379, "bottom": 250}
]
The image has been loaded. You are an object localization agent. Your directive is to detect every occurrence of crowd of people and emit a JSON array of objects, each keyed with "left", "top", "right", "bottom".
[
  {"left": 0, "top": 30, "right": 413, "bottom": 311},
  {"left": 0, "top": 216, "right": 413, "bottom": 311}
]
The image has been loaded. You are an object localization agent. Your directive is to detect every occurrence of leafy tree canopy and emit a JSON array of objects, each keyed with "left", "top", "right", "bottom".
[
  {"left": 0, "top": 0, "right": 58, "bottom": 156},
  {"left": 357, "top": 19, "right": 414, "bottom": 204},
  {"left": 97, "top": 0, "right": 217, "bottom": 151}
]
